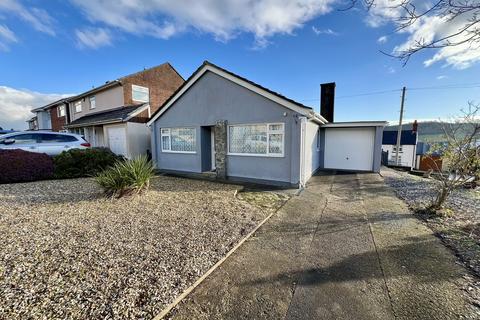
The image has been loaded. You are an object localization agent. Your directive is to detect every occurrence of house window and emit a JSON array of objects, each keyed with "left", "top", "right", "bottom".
[
  {"left": 57, "top": 105, "right": 65, "bottom": 117},
  {"left": 132, "top": 85, "right": 149, "bottom": 103},
  {"left": 393, "top": 146, "right": 403, "bottom": 153},
  {"left": 161, "top": 127, "right": 196, "bottom": 153},
  {"left": 75, "top": 101, "right": 82, "bottom": 113},
  {"left": 228, "top": 123, "right": 284, "bottom": 156},
  {"left": 90, "top": 96, "right": 96, "bottom": 109}
]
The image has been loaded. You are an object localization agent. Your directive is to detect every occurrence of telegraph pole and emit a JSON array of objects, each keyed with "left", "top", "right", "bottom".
[{"left": 395, "top": 87, "right": 406, "bottom": 166}]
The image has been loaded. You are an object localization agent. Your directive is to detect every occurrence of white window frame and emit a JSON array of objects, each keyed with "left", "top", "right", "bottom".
[
  {"left": 89, "top": 96, "right": 96, "bottom": 109},
  {"left": 161, "top": 127, "right": 196, "bottom": 154},
  {"left": 57, "top": 105, "right": 65, "bottom": 117},
  {"left": 132, "top": 84, "right": 149, "bottom": 103},
  {"left": 74, "top": 101, "right": 82, "bottom": 113},
  {"left": 227, "top": 122, "right": 285, "bottom": 157}
]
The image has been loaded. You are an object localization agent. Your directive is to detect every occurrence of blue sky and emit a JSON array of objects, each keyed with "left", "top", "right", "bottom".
[{"left": 1, "top": 0, "right": 479, "bottom": 130}]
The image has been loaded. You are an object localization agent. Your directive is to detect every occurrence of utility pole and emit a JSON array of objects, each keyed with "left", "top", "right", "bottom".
[{"left": 395, "top": 86, "right": 406, "bottom": 166}]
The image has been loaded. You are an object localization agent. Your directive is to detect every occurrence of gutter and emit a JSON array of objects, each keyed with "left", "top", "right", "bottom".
[{"left": 307, "top": 111, "right": 328, "bottom": 124}]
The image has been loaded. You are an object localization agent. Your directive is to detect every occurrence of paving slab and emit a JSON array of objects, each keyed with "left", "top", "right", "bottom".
[{"left": 167, "top": 173, "right": 477, "bottom": 320}]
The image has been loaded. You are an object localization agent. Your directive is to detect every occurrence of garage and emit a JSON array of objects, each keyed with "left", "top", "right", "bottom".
[
  {"left": 322, "top": 122, "right": 383, "bottom": 172},
  {"left": 107, "top": 125, "right": 127, "bottom": 156}
]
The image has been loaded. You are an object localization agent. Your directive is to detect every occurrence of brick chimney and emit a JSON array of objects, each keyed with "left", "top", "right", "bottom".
[{"left": 320, "top": 82, "right": 335, "bottom": 123}]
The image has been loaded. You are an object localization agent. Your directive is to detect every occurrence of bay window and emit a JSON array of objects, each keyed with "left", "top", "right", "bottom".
[
  {"left": 228, "top": 123, "right": 284, "bottom": 156},
  {"left": 161, "top": 127, "right": 196, "bottom": 153}
]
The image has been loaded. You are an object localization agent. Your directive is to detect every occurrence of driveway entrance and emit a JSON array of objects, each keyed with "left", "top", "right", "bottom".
[{"left": 168, "top": 173, "right": 477, "bottom": 319}]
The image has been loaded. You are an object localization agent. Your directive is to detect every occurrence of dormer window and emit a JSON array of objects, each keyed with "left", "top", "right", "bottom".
[{"left": 132, "top": 85, "right": 149, "bottom": 103}]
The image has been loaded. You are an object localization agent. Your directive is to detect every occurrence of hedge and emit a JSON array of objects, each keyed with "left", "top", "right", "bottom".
[
  {"left": 53, "top": 147, "right": 122, "bottom": 179},
  {"left": 0, "top": 149, "right": 54, "bottom": 183}
]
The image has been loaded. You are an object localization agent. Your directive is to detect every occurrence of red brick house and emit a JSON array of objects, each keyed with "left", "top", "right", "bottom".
[{"left": 30, "top": 62, "right": 184, "bottom": 158}]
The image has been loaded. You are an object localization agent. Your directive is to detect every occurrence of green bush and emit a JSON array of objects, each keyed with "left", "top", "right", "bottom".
[
  {"left": 53, "top": 148, "right": 122, "bottom": 179},
  {"left": 95, "top": 155, "right": 156, "bottom": 198}
]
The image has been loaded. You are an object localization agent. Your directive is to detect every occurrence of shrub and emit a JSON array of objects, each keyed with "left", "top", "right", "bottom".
[
  {"left": 95, "top": 155, "right": 155, "bottom": 198},
  {"left": 53, "top": 147, "right": 122, "bottom": 179},
  {"left": 0, "top": 149, "right": 54, "bottom": 183}
]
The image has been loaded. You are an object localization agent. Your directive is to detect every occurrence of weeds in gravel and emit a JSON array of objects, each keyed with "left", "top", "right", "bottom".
[{"left": 95, "top": 155, "right": 155, "bottom": 198}]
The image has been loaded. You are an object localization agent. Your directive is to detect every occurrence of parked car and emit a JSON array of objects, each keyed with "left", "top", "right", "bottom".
[
  {"left": 0, "top": 129, "right": 16, "bottom": 135},
  {"left": 0, "top": 131, "right": 90, "bottom": 156}
]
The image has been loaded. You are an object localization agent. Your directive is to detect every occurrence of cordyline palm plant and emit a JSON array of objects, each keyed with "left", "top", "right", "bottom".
[
  {"left": 426, "top": 103, "right": 480, "bottom": 213},
  {"left": 95, "top": 155, "right": 156, "bottom": 198}
]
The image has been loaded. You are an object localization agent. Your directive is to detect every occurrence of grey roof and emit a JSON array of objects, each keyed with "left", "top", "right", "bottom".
[
  {"left": 148, "top": 60, "right": 315, "bottom": 122},
  {"left": 31, "top": 98, "right": 71, "bottom": 112},
  {"left": 65, "top": 104, "right": 145, "bottom": 127}
]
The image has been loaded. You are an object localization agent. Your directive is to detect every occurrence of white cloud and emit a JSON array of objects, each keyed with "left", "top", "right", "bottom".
[
  {"left": 366, "top": 0, "right": 480, "bottom": 69},
  {"left": 71, "top": 0, "right": 336, "bottom": 45},
  {"left": 377, "top": 35, "right": 387, "bottom": 43},
  {"left": 0, "top": 24, "right": 17, "bottom": 51},
  {"left": 0, "top": 86, "right": 72, "bottom": 130},
  {"left": 0, "top": 0, "right": 55, "bottom": 36},
  {"left": 0, "top": 24, "right": 17, "bottom": 42},
  {"left": 436, "top": 75, "right": 448, "bottom": 80},
  {"left": 312, "top": 26, "right": 339, "bottom": 35},
  {"left": 75, "top": 28, "right": 112, "bottom": 49}
]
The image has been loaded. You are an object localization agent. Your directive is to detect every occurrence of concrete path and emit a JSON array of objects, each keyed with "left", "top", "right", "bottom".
[{"left": 168, "top": 173, "right": 477, "bottom": 319}]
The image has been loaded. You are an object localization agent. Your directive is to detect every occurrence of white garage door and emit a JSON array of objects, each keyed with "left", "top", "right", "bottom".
[
  {"left": 324, "top": 127, "right": 375, "bottom": 171},
  {"left": 107, "top": 126, "right": 127, "bottom": 156}
]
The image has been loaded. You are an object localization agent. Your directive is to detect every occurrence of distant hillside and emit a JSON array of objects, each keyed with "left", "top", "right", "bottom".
[{"left": 385, "top": 121, "right": 473, "bottom": 142}]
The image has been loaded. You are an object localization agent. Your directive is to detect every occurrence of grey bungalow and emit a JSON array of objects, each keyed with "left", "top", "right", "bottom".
[{"left": 147, "top": 61, "right": 386, "bottom": 187}]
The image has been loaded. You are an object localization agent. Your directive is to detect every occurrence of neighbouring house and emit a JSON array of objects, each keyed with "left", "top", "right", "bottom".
[
  {"left": 382, "top": 129, "right": 418, "bottom": 170},
  {"left": 26, "top": 116, "right": 38, "bottom": 130},
  {"left": 30, "top": 98, "right": 70, "bottom": 131},
  {"left": 30, "top": 63, "right": 184, "bottom": 158},
  {"left": 147, "top": 61, "right": 386, "bottom": 187}
]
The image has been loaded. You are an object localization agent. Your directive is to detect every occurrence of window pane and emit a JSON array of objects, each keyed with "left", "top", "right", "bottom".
[
  {"left": 162, "top": 136, "right": 170, "bottom": 150},
  {"left": 229, "top": 124, "right": 267, "bottom": 154},
  {"left": 11, "top": 134, "right": 37, "bottom": 144},
  {"left": 58, "top": 106, "right": 65, "bottom": 117},
  {"left": 132, "top": 85, "right": 149, "bottom": 102},
  {"left": 171, "top": 128, "right": 195, "bottom": 152},
  {"left": 269, "top": 124, "right": 283, "bottom": 131},
  {"left": 39, "top": 134, "right": 76, "bottom": 143},
  {"left": 268, "top": 133, "right": 283, "bottom": 154},
  {"left": 75, "top": 102, "right": 82, "bottom": 112},
  {"left": 90, "top": 96, "right": 96, "bottom": 109}
]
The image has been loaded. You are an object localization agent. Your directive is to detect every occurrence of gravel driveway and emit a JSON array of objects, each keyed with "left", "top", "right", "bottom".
[{"left": 0, "top": 176, "right": 272, "bottom": 319}]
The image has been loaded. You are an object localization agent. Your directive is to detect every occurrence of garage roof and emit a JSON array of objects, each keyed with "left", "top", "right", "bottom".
[
  {"left": 65, "top": 104, "right": 147, "bottom": 128},
  {"left": 322, "top": 121, "right": 387, "bottom": 128}
]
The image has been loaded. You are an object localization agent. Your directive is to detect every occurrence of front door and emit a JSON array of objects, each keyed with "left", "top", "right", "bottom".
[{"left": 211, "top": 129, "right": 216, "bottom": 171}]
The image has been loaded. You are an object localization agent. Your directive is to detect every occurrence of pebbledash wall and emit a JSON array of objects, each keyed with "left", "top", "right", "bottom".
[{"left": 151, "top": 71, "right": 304, "bottom": 186}]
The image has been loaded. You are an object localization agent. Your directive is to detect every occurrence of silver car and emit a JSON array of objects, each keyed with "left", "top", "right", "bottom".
[{"left": 0, "top": 131, "right": 90, "bottom": 156}]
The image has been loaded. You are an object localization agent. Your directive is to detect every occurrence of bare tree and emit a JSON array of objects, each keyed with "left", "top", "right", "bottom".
[
  {"left": 426, "top": 102, "right": 480, "bottom": 212},
  {"left": 345, "top": 0, "right": 480, "bottom": 64}
]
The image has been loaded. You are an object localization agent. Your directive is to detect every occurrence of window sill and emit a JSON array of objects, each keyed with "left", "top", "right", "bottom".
[
  {"left": 162, "top": 150, "right": 197, "bottom": 154},
  {"left": 227, "top": 153, "right": 284, "bottom": 158}
]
